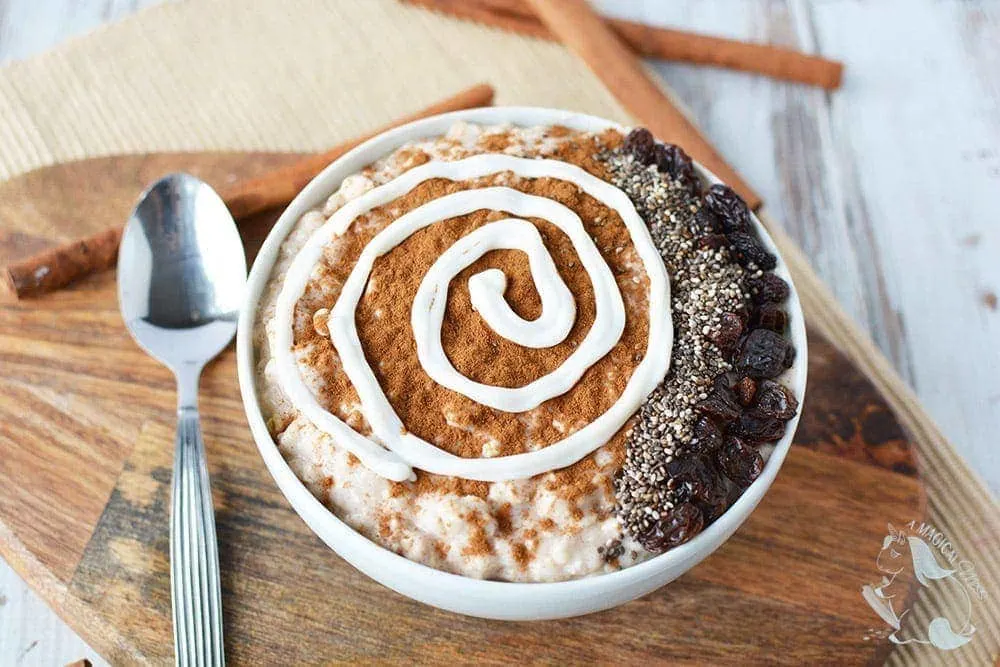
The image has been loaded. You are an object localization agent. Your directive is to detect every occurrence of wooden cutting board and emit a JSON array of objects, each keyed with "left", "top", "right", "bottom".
[{"left": 0, "top": 153, "right": 925, "bottom": 665}]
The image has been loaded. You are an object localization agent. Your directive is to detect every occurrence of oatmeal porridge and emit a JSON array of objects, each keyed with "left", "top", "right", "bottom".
[{"left": 253, "top": 122, "right": 798, "bottom": 582}]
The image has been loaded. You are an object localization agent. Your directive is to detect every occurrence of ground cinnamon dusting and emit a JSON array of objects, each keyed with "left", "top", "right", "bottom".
[
  {"left": 547, "top": 429, "right": 628, "bottom": 503},
  {"left": 377, "top": 511, "right": 393, "bottom": 539},
  {"left": 495, "top": 503, "right": 513, "bottom": 536},
  {"left": 291, "top": 129, "right": 640, "bottom": 550},
  {"left": 511, "top": 543, "right": 533, "bottom": 569},
  {"left": 347, "top": 134, "right": 648, "bottom": 463},
  {"left": 462, "top": 512, "right": 494, "bottom": 557},
  {"left": 433, "top": 540, "right": 450, "bottom": 561},
  {"left": 481, "top": 133, "right": 513, "bottom": 151}
]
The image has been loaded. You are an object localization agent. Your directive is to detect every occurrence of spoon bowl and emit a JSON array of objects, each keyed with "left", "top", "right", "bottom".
[
  {"left": 118, "top": 172, "right": 245, "bottom": 665},
  {"left": 119, "top": 173, "right": 245, "bottom": 371}
]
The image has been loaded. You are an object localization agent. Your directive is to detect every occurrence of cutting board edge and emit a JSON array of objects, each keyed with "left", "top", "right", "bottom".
[{"left": 0, "top": 151, "right": 937, "bottom": 664}]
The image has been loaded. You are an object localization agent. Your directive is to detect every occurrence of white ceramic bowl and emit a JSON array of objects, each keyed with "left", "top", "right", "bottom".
[{"left": 236, "top": 107, "right": 808, "bottom": 620}]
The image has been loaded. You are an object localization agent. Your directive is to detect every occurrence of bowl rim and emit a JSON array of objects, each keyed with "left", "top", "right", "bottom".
[{"left": 235, "top": 106, "right": 808, "bottom": 601}]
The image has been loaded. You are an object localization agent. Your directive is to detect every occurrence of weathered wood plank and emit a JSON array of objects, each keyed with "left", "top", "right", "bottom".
[{"left": 806, "top": 0, "right": 1000, "bottom": 494}]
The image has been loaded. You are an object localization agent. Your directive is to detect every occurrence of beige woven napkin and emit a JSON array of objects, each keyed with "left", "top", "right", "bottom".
[
  {"left": 1, "top": 1, "right": 997, "bottom": 664},
  {"left": 0, "top": 0, "right": 633, "bottom": 181}
]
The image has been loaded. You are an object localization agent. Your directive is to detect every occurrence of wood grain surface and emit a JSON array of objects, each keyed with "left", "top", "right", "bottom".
[
  {"left": 0, "top": 2, "right": 998, "bottom": 664},
  {"left": 0, "top": 151, "right": 926, "bottom": 664}
]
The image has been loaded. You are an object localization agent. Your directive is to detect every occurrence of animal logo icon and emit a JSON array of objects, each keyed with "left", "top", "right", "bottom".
[{"left": 862, "top": 522, "right": 975, "bottom": 650}]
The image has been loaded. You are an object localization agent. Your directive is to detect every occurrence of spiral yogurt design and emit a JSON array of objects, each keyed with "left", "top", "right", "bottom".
[{"left": 273, "top": 153, "right": 672, "bottom": 482}]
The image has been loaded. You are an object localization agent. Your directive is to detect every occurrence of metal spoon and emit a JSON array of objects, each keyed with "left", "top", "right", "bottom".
[{"left": 118, "top": 173, "right": 244, "bottom": 666}]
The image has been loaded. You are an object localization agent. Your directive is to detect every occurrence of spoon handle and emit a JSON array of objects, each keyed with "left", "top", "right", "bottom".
[{"left": 170, "top": 407, "right": 226, "bottom": 666}]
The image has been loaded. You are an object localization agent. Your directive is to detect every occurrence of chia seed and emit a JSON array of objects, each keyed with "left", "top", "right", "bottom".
[{"left": 598, "top": 149, "right": 749, "bottom": 544}]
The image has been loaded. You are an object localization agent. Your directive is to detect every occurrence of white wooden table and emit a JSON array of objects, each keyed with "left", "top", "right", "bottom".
[{"left": 1, "top": 0, "right": 997, "bottom": 663}]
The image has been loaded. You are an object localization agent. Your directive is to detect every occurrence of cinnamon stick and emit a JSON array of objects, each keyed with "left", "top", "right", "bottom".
[
  {"left": 523, "top": 0, "right": 761, "bottom": 208},
  {"left": 403, "top": 0, "right": 842, "bottom": 90},
  {"left": 222, "top": 83, "right": 492, "bottom": 219},
  {"left": 3, "top": 83, "right": 494, "bottom": 300}
]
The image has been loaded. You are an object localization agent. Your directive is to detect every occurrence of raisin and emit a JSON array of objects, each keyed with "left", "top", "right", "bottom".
[
  {"left": 698, "top": 493, "right": 729, "bottom": 523},
  {"left": 709, "top": 312, "right": 744, "bottom": 356},
  {"left": 784, "top": 344, "right": 797, "bottom": 369},
  {"left": 667, "top": 456, "right": 725, "bottom": 509},
  {"left": 654, "top": 143, "right": 699, "bottom": 194},
  {"left": 624, "top": 128, "right": 656, "bottom": 165},
  {"left": 686, "top": 456, "right": 729, "bottom": 522},
  {"left": 700, "top": 459, "right": 729, "bottom": 510},
  {"left": 666, "top": 457, "right": 699, "bottom": 494},
  {"left": 736, "top": 329, "right": 792, "bottom": 379},
  {"left": 752, "top": 303, "right": 788, "bottom": 332},
  {"left": 695, "top": 381, "right": 742, "bottom": 423},
  {"left": 735, "top": 376, "right": 757, "bottom": 406},
  {"left": 728, "top": 232, "right": 777, "bottom": 270},
  {"left": 716, "top": 436, "right": 764, "bottom": 489},
  {"left": 754, "top": 379, "right": 798, "bottom": 420},
  {"left": 691, "top": 416, "right": 724, "bottom": 454},
  {"left": 703, "top": 184, "right": 750, "bottom": 233},
  {"left": 637, "top": 502, "right": 704, "bottom": 552},
  {"left": 711, "top": 374, "right": 736, "bottom": 396},
  {"left": 730, "top": 413, "right": 786, "bottom": 443},
  {"left": 698, "top": 233, "right": 729, "bottom": 250},
  {"left": 693, "top": 206, "right": 721, "bottom": 234},
  {"left": 747, "top": 273, "right": 790, "bottom": 304}
]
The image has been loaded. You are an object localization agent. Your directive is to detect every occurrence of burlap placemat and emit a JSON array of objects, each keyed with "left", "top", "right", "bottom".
[{"left": 1, "top": 1, "right": 997, "bottom": 664}]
